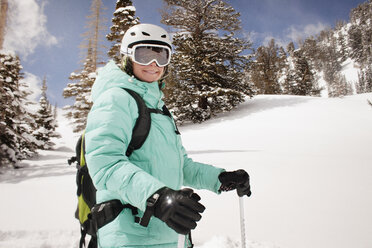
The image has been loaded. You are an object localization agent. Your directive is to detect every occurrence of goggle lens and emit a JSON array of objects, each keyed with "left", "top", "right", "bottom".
[{"left": 132, "top": 45, "right": 171, "bottom": 67}]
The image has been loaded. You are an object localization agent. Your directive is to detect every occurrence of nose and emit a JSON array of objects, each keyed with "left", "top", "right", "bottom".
[{"left": 149, "top": 61, "right": 159, "bottom": 67}]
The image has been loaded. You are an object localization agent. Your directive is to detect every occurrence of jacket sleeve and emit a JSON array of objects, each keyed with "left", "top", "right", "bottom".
[
  {"left": 181, "top": 146, "right": 224, "bottom": 193},
  {"left": 85, "top": 87, "right": 165, "bottom": 211}
]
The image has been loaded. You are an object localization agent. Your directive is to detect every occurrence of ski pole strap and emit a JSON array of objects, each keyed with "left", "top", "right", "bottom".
[
  {"left": 90, "top": 200, "right": 138, "bottom": 232},
  {"left": 187, "top": 232, "right": 194, "bottom": 248},
  {"left": 139, "top": 191, "right": 161, "bottom": 227}
]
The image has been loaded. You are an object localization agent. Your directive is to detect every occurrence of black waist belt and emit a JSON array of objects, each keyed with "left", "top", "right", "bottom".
[{"left": 90, "top": 200, "right": 139, "bottom": 232}]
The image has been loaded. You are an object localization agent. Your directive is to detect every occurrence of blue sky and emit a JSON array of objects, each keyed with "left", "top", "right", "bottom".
[{"left": 3, "top": 0, "right": 366, "bottom": 107}]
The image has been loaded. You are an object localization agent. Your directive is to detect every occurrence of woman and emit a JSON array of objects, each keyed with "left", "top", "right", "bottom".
[{"left": 85, "top": 23, "right": 251, "bottom": 248}]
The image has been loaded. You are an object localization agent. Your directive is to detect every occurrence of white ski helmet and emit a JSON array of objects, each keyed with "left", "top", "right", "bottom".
[{"left": 120, "top": 24, "right": 172, "bottom": 55}]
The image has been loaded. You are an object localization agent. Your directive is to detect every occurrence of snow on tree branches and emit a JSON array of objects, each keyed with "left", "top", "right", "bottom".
[
  {"left": 0, "top": 51, "right": 37, "bottom": 167},
  {"left": 161, "top": 0, "right": 254, "bottom": 124},
  {"left": 106, "top": 0, "right": 139, "bottom": 64},
  {"left": 33, "top": 76, "right": 60, "bottom": 150}
]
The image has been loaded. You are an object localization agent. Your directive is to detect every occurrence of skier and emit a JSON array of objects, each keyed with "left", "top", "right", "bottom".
[{"left": 84, "top": 23, "right": 251, "bottom": 248}]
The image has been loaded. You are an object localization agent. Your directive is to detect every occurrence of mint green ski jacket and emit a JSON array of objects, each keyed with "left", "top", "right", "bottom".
[{"left": 85, "top": 61, "right": 224, "bottom": 248}]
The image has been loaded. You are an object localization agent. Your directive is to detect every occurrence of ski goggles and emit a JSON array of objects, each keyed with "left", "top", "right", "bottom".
[{"left": 128, "top": 44, "right": 171, "bottom": 67}]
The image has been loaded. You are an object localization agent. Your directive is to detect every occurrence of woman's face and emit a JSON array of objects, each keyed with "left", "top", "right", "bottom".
[{"left": 132, "top": 61, "right": 165, "bottom": 83}]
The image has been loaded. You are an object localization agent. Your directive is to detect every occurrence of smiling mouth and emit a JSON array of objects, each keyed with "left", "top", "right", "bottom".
[{"left": 144, "top": 70, "right": 159, "bottom": 74}]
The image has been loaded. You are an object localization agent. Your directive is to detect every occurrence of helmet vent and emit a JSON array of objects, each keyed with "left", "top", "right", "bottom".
[
  {"left": 130, "top": 32, "right": 136, "bottom": 36},
  {"left": 161, "top": 35, "right": 167, "bottom": 38},
  {"left": 142, "top": 31, "right": 150, "bottom": 36}
]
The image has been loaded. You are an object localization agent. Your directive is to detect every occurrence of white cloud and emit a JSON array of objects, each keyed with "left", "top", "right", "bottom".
[
  {"left": 262, "top": 34, "right": 287, "bottom": 48},
  {"left": 3, "top": 0, "right": 58, "bottom": 58},
  {"left": 250, "top": 31, "right": 289, "bottom": 49},
  {"left": 21, "top": 72, "right": 42, "bottom": 102},
  {"left": 257, "top": 22, "right": 330, "bottom": 48},
  {"left": 285, "top": 22, "right": 329, "bottom": 43}
]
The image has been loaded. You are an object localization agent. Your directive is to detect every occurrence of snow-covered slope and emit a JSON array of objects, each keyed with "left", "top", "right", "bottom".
[{"left": 1, "top": 93, "right": 372, "bottom": 248}]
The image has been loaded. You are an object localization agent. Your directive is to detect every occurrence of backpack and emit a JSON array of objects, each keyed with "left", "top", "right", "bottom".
[{"left": 68, "top": 88, "right": 179, "bottom": 248}]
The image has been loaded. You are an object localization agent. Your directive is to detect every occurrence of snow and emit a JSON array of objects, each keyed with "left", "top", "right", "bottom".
[
  {"left": 340, "top": 58, "right": 360, "bottom": 94},
  {"left": 114, "top": 6, "right": 136, "bottom": 15},
  {"left": 317, "top": 71, "right": 329, "bottom": 97},
  {"left": 88, "top": 72, "right": 97, "bottom": 79},
  {"left": 1, "top": 93, "right": 372, "bottom": 248}
]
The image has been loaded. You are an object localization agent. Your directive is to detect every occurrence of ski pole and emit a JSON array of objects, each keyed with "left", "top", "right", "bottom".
[
  {"left": 239, "top": 197, "right": 246, "bottom": 248},
  {"left": 177, "top": 234, "right": 185, "bottom": 248}
]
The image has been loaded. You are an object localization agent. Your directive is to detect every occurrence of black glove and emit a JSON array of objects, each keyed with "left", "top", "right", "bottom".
[
  {"left": 219, "top": 169, "right": 251, "bottom": 197},
  {"left": 141, "top": 187, "right": 205, "bottom": 235}
]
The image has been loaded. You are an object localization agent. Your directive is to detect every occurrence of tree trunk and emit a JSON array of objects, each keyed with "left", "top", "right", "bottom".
[{"left": 0, "top": 0, "right": 8, "bottom": 50}]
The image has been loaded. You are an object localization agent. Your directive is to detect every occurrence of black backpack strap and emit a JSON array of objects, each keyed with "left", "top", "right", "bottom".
[
  {"left": 87, "top": 236, "right": 97, "bottom": 248},
  {"left": 148, "top": 105, "right": 180, "bottom": 135},
  {"left": 148, "top": 105, "right": 172, "bottom": 117},
  {"left": 79, "top": 227, "right": 86, "bottom": 248},
  {"left": 79, "top": 224, "right": 97, "bottom": 248},
  {"left": 122, "top": 88, "right": 151, "bottom": 157},
  {"left": 162, "top": 105, "right": 180, "bottom": 135}
]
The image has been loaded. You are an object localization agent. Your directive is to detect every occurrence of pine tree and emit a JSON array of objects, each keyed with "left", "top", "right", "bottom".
[
  {"left": 347, "top": 0, "right": 372, "bottom": 94},
  {"left": 320, "top": 33, "right": 354, "bottom": 97},
  {"left": 161, "top": 0, "right": 253, "bottom": 124},
  {"left": 0, "top": 51, "right": 37, "bottom": 167},
  {"left": 327, "top": 72, "right": 352, "bottom": 97},
  {"left": 63, "top": 42, "right": 96, "bottom": 133},
  {"left": 283, "top": 46, "right": 320, "bottom": 96},
  {"left": 33, "top": 76, "right": 60, "bottom": 150},
  {"left": 80, "top": 0, "right": 107, "bottom": 69},
  {"left": 348, "top": 25, "right": 363, "bottom": 62},
  {"left": 64, "top": 0, "right": 107, "bottom": 133},
  {"left": 300, "top": 36, "right": 321, "bottom": 69},
  {"left": 348, "top": 1, "right": 372, "bottom": 65},
  {"left": 335, "top": 22, "right": 348, "bottom": 62},
  {"left": 106, "top": 0, "right": 139, "bottom": 64},
  {"left": 357, "top": 63, "right": 372, "bottom": 93},
  {"left": 250, "top": 39, "right": 284, "bottom": 94},
  {"left": 323, "top": 45, "right": 350, "bottom": 97}
]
